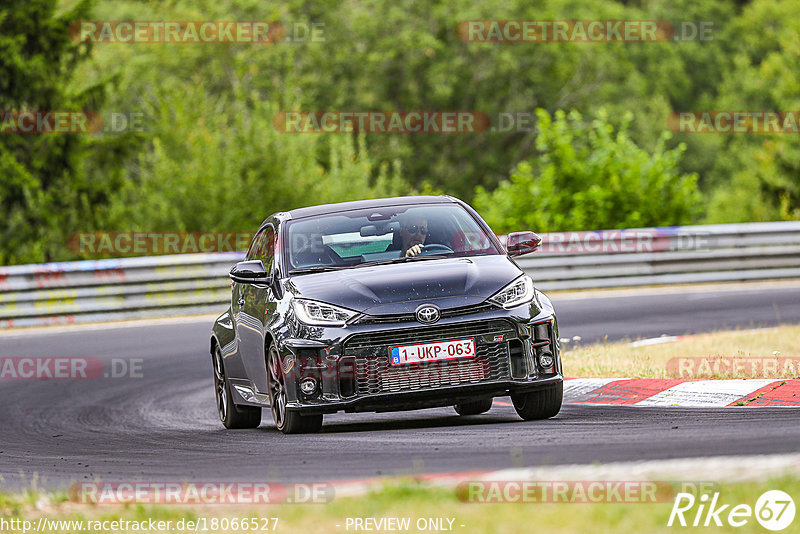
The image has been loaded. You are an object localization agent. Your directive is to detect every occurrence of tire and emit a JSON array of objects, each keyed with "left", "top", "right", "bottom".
[
  {"left": 212, "top": 345, "right": 261, "bottom": 429},
  {"left": 454, "top": 398, "right": 493, "bottom": 416},
  {"left": 267, "top": 344, "right": 323, "bottom": 434},
  {"left": 511, "top": 382, "right": 563, "bottom": 421}
]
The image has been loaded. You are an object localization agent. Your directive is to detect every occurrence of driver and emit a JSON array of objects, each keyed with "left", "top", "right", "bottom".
[{"left": 387, "top": 215, "right": 428, "bottom": 257}]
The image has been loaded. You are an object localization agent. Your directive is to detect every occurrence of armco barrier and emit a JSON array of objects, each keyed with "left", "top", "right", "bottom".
[
  {"left": 517, "top": 221, "right": 800, "bottom": 290},
  {"left": 1, "top": 222, "right": 799, "bottom": 328},
  {"left": 0, "top": 253, "right": 244, "bottom": 328}
]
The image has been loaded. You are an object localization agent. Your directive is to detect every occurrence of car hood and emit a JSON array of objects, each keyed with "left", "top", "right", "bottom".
[{"left": 284, "top": 255, "right": 523, "bottom": 315}]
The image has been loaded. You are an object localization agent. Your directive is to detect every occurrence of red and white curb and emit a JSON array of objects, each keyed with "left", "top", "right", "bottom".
[{"left": 563, "top": 378, "right": 800, "bottom": 407}]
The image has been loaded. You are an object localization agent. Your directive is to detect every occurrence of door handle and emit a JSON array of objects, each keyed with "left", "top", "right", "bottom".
[{"left": 238, "top": 297, "right": 245, "bottom": 306}]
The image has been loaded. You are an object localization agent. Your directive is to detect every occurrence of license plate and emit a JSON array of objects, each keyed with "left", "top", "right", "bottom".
[{"left": 389, "top": 338, "right": 476, "bottom": 366}]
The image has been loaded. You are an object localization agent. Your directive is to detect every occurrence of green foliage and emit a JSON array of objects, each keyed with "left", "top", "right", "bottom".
[
  {"left": 474, "top": 109, "right": 701, "bottom": 233},
  {"left": 2, "top": 0, "right": 799, "bottom": 264},
  {"left": 0, "top": 0, "right": 96, "bottom": 263},
  {"left": 100, "top": 84, "right": 408, "bottom": 233},
  {"left": 703, "top": 0, "right": 800, "bottom": 222},
  {"left": 286, "top": 0, "right": 733, "bottom": 198}
]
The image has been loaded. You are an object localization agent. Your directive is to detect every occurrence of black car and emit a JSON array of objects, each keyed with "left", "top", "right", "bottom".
[{"left": 210, "top": 195, "right": 563, "bottom": 433}]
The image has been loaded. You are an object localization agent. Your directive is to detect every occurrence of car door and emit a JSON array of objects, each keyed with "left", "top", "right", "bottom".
[{"left": 236, "top": 224, "right": 277, "bottom": 395}]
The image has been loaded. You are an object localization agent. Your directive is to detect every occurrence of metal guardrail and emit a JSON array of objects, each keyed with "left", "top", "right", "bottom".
[
  {"left": 0, "top": 253, "right": 244, "bottom": 328},
  {"left": 516, "top": 221, "right": 800, "bottom": 290},
  {"left": 1, "top": 222, "right": 799, "bottom": 328}
]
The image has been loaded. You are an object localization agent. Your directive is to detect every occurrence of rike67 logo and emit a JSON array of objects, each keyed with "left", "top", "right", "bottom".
[{"left": 668, "top": 490, "right": 795, "bottom": 530}]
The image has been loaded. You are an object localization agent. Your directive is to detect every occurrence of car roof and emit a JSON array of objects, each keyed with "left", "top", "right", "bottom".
[{"left": 278, "top": 195, "right": 459, "bottom": 221}]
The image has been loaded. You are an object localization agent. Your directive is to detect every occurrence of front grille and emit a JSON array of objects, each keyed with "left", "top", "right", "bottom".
[
  {"left": 352, "top": 302, "right": 498, "bottom": 325},
  {"left": 343, "top": 320, "right": 516, "bottom": 395}
]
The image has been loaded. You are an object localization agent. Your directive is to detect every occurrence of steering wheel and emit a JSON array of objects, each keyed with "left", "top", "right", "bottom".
[{"left": 419, "top": 243, "right": 454, "bottom": 255}]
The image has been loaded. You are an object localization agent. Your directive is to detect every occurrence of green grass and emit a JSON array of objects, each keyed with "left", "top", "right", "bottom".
[{"left": 4, "top": 476, "right": 800, "bottom": 533}]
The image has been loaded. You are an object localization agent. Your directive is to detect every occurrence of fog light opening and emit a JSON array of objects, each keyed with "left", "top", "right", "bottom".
[
  {"left": 538, "top": 351, "right": 554, "bottom": 368},
  {"left": 300, "top": 377, "right": 318, "bottom": 395}
]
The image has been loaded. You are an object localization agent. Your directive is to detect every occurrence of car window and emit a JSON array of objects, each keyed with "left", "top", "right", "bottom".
[
  {"left": 246, "top": 230, "right": 263, "bottom": 261},
  {"left": 247, "top": 226, "right": 275, "bottom": 274},
  {"left": 285, "top": 204, "right": 500, "bottom": 271}
]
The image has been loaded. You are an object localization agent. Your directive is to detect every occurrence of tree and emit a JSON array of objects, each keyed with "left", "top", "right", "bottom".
[
  {"left": 0, "top": 0, "right": 113, "bottom": 263},
  {"left": 101, "top": 84, "right": 410, "bottom": 235},
  {"left": 474, "top": 109, "right": 701, "bottom": 233},
  {"left": 704, "top": 0, "right": 800, "bottom": 222}
]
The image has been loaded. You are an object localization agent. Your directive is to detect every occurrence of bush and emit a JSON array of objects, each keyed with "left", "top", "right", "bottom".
[
  {"left": 99, "top": 85, "right": 410, "bottom": 237},
  {"left": 474, "top": 109, "right": 701, "bottom": 233}
]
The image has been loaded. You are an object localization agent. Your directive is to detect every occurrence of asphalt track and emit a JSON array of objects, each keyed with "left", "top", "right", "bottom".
[{"left": 1, "top": 283, "right": 800, "bottom": 490}]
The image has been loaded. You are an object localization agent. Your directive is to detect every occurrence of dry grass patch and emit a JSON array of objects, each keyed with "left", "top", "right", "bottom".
[{"left": 563, "top": 324, "right": 800, "bottom": 378}]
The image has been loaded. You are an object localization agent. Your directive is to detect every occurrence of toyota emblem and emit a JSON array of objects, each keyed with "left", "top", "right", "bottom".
[{"left": 415, "top": 305, "right": 441, "bottom": 324}]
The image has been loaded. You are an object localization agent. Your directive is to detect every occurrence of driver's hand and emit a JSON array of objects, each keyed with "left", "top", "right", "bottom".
[{"left": 405, "top": 244, "right": 423, "bottom": 257}]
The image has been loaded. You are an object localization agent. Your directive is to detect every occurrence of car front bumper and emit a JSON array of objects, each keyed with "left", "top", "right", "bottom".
[
  {"left": 276, "top": 301, "right": 562, "bottom": 414},
  {"left": 285, "top": 375, "right": 563, "bottom": 414}
]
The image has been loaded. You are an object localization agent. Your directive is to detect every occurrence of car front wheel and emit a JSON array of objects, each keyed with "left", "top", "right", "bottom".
[
  {"left": 267, "top": 344, "right": 323, "bottom": 434},
  {"left": 511, "top": 382, "right": 563, "bottom": 421}
]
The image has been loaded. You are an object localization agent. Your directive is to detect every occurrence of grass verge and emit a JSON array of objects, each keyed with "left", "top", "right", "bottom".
[
  {"left": 2, "top": 477, "right": 799, "bottom": 533},
  {"left": 564, "top": 324, "right": 800, "bottom": 378}
]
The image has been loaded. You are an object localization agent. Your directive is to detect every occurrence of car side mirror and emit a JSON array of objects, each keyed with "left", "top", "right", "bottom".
[
  {"left": 230, "top": 260, "right": 272, "bottom": 284},
  {"left": 506, "top": 231, "right": 542, "bottom": 257}
]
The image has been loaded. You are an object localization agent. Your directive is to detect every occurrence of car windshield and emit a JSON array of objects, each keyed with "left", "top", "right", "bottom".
[{"left": 285, "top": 204, "right": 500, "bottom": 272}]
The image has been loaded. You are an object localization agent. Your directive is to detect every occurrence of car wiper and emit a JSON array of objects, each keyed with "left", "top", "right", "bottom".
[
  {"left": 291, "top": 255, "right": 451, "bottom": 274},
  {"left": 288, "top": 265, "right": 351, "bottom": 274},
  {"left": 359, "top": 254, "right": 450, "bottom": 267}
]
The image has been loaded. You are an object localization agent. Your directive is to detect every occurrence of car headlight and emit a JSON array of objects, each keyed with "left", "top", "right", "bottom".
[
  {"left": 291, "top": 299, "right": 357, "bottom": 326},
  {"left": 488, "top": 275, "right": 535, "bottom": 309}
]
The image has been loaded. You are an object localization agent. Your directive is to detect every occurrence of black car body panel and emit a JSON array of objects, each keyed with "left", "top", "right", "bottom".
[
  {"left": 210, "top": 195, "right": 563, "bottom": 429},
  {"left": 285, "top": 255, "right": 522, "bottom": 314}
]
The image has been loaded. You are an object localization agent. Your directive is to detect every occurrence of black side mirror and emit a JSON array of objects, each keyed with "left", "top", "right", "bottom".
[
  {"left": 506, "top": 231, "right": 542, "bottom": 257},
  {"left": 230, "top": 260, "right": 271, "bottom": 284}
]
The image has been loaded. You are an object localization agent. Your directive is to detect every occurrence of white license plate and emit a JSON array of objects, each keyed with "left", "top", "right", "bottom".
[{"left": 389, "top": 338, "right": 476, "bottom": 366}]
